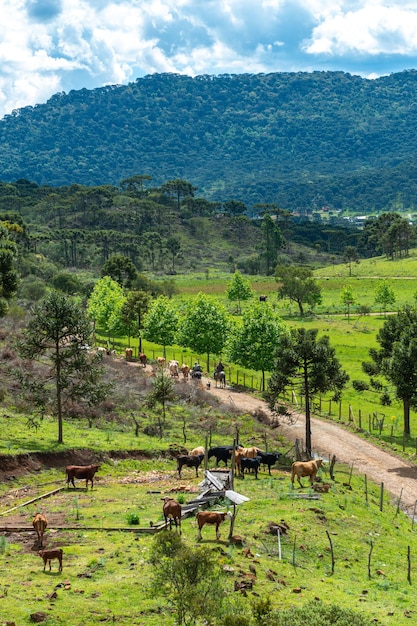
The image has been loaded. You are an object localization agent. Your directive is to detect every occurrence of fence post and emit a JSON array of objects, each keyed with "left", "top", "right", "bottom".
[
  {"left": 339, "top": 401, "right": 342, "bottom": 421},
  {"left": 380, "top": 482, "right": 384, "bottom": 512},
  {"left": 328, "top": 399, "right": 332, "bottom": 415},
  {"left": 358, "top": 409, "right": 362, "bottom": 429}
]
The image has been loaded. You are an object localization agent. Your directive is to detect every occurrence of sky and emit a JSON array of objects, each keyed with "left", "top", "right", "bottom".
[{"left": 1, "top": 0, "right": 417, "bottom": 119}]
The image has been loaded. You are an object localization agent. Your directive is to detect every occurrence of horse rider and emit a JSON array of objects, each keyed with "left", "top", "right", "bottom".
[
  {"left": 192, "top": 362, "right": 203, "bottom": 379},
  {"left": 215, "top": 360, "right": 225, "bottom": 374}
]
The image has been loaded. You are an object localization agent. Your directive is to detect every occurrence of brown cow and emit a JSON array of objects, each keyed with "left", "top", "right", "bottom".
[
  {"left": 66, "top": 464, "right": 100, "bottom": 489},
  {"left": 196, "top": 510, "right": 232, "bottom": 541},
  {"left": 162, "top": 497, "right": 182, "bottom": 533},
  {"left": 157, "top": 356, "right": 166, "bottom": 367},
  {"left": 232, "top": 446, "right": 262, "bottom": 474},
  {"left": 33, "top": 512, "right": 48, "bottom": 547},
  {"left": 139, "top": 352, "right": 147, "bottom": 367},
  {"left": 291, "top": 459, "right": 323, "bottom": 488},
  {"left": 181, "top": 363, "right": 190, "bottom": 379},
  {"left": 38, "top": 548, "right": 63, "bottom": 572},
  {"left": 125, "top": 347, "right": 133, "bottom": 361}
]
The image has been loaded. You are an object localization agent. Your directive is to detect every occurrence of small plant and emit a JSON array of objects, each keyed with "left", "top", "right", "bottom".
[
  {"left": 0, "top": 536, "right": 6, "bottom": 553},
  {"left": 126, "top": 511, "right": 140, "bottom": 525},
  {"left": 176, "top": 494, "right": 185, "bottom": 504}
]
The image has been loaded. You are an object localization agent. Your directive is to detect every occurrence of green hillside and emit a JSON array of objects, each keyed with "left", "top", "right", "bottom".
[{"left": 2, "top": 71, "right": 417, "bottom": 210}]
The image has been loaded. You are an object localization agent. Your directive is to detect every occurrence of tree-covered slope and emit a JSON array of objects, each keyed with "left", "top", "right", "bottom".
[{"left": 2, "top": 70, "right": 417, "bottom": 209}]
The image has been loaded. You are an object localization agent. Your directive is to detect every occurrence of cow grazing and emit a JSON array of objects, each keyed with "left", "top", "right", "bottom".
[
  {"left": 189, "top": 446, "right": 205, "bottom": 457},
  {"left": 33, "top": 512, "right": 48, "bottom": 547},
  {"left": 259, "top": 295, "right": 267, "bottom": 302},
  {"left": 125, "top": 347, "right": 133, "bottom": 361},
  {"left": 181, "top": 363, "right": 190, "bottom": 379},
  {"left": 162, "top": 497, "right": 182, "bottom": 533},
  {"left": 139, "top": 352, "right": 147, "bottom": 367},
  {"left": 196, "top": 510, "right": 232, "bottom": 541},
  {"left": 177, "top": 454, "right": 204, "bottom": 478},
  {"left": 66, "top": 464, "right": 100, "bottom": 489},
  {"left": 38, "top": 548, "right": 63, "bottom": 572},
  {"left": 157, "top": 356, "right": 166, "bottom": 367},
  {"left": 208, "top": 445, "right": 234, "bottom": 467},
  {"left": 240, "top": 456, "right": 261, "bottom": 479},
  {"left": 258, "top": 451, "right": 281, "bottom": 475},
  {"left": 168, "top": 360, "right": 179, "bottom": 377},
  {"left": 291, "top": 459, "right": 323, "bottom": 488}
]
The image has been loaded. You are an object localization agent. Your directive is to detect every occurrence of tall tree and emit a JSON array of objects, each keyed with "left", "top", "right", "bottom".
[
  {"left": 165, "top": 236, "right": 182, "bottom": 274},
  {"left": 142, "top": 296, "right": 178, "bottom": 358},
  {"left": 342, "top": 246, "right": 359, "bottom": 277},
  {"left": 101, "top": 254, "right": 138, "bottom": 289},
  {"left": 226, "top": 301, "right": 285, "bottom": 391},
  {"left": 223, "top": 199, "right": 247, "bottom": 217},
  {"left": 267, "top": 328, "right": 348, "bottom": 457},
  {"left": 0, "top": 223, "right": 19, "bottom": 316},
  {"left": 362, "top": 305, "right": 417, "bottom": 435},
  {"left": 340, "top": 285, "right": 356, "bottom": 322},
  {"left": 259, "top": 213, "right": 284, "bottom": 274},
  {"left": 87, "top": 276, "right": 126, "bottom": 338},
  {"left": 119, "top": 290, "right": 150, "bottom": 351},
  {"left": 160, "top": 179, "right": 197, "bottom": 212},
  {"left": 176, "top": 293, "right": 229, "bottom": 371},
  {"left": 120, "top": 174, "right": 152, "bottom": 197},
  {"left": 275, "top": 265, "right": 322, "bottom": 316},
  {"left": 16, "top": 291, "right": 108, "bottom": 443},
  {"left": 374, "top": 280, "right": 396, "bottom": 317},
  {"left": 225, "top": 270, "right": 254, "bottom": 314}
]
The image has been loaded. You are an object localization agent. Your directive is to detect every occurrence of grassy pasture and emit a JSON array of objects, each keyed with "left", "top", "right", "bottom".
[{"left": 1, "top": 459, "right": 417, "bottom": 625}]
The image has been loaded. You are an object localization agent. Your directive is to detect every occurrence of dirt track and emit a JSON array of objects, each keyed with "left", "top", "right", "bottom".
[{"left": 208, "top": 380, "right": 417, "bottom": 516}]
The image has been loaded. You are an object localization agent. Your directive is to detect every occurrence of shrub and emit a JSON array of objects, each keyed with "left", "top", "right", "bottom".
[
  {"left": 126, "top": 511, "right": 140, "bottom": 525},
  {"left": 352, "top": 380, "right": 370, "bottom": 392},
  {"left": 263, "top": 599, "right": 374, "bottom": 625}
]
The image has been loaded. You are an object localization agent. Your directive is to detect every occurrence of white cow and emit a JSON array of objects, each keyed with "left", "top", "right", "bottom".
[{"left": 168, "top": 360, "right": 179, "bottom": 377}]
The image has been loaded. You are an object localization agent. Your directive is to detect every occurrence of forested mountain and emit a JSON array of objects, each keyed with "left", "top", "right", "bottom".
[{"left": 2, "top": 70, "right": 417, "bottom": 211}]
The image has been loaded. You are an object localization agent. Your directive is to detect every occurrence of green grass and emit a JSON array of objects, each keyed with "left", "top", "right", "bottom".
[{"left": 1, "top": 459, "right": 417, "bottom": 625}]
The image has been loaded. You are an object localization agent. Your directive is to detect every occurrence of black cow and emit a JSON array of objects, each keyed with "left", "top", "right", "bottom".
[
  {"left": 240, "top": 456, "right": 261, "bottom": 479},
  {"left": 259, "top": 295, "right": 267, "bottom": 302},
  {"left": 258, "top": 451, "right": 281, "bottom": 475},
  {"left": 207, "top": 445, "right": 235, "bottom": 467},
  {"left": 177, "top": 454, "right": 204, "bottom": 478}
]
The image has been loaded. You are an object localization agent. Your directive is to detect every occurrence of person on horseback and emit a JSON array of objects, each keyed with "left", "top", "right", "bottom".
[
  {"left": 215, "top": 360, "right": 225, "bottom": 374},
  {"left": 192, "top": 362, "right": 203, "bottom": 379}
]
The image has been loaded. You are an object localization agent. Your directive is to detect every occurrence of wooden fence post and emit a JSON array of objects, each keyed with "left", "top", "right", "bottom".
[{"left": 380, "top": 482, "right": 384, "bottom": 512}]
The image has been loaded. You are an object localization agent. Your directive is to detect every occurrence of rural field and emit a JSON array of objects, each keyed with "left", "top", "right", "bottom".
[
  {"left": 1, "top": 450, "right": 417, "bottom": 626},
  {"left": 2, "top": 253, "right": 417, "bottom": 624}
]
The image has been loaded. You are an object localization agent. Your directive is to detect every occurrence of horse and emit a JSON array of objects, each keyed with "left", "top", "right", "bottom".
[{"left": 214, "top": 370, "right": 226, "bottom": 388}]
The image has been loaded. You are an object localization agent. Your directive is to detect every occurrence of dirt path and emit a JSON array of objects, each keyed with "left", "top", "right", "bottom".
[{"left": 207, "top": 380, "right": 417, "bottom": 516}]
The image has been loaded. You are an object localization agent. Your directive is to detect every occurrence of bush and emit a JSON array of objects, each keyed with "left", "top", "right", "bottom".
[
  {"left": 352, "top": 380, "right": 370, "bottom": 392},
  {"left": 263, "top": 599, "right": 374, "bottom": 625},
  {"left": 126, "top": 512, "right": 140, "bottom": 525}
]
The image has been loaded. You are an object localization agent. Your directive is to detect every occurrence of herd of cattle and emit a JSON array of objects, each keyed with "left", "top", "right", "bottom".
[{"left": 28, "top": 455, "right": 325, "bottom": 572}]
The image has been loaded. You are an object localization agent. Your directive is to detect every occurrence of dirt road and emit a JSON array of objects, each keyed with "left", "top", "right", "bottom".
[{"left": 208, "top": 380, "right": 417, "bottom": 516}]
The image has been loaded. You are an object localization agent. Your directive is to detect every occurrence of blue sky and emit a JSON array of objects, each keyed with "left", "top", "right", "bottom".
[{"left": 1, "top": 0, "right": 417, "bottom": 119}]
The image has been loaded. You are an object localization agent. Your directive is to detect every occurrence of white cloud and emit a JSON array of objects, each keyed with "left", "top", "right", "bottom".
[{"left": 0, "top": 0, "right": 417, "bottom": 118}]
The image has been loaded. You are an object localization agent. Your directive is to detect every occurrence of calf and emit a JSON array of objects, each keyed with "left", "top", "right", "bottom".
[
  {"left": 240, "top": 456, "right": 261, "bottom": 479},
  {"left": 177, "top": 454, "right": 204, "bottom": 478},
  {"left": 196, "top": 510, "right": 232, "bottom": 541},
  {"left": 291, "top": 459, "right": 323, "bottom": 488},
  {"left": 157, "top": 356, "right": 166, "bottom": 367},
  {"left": 125, "top": 347, "right": 133, "bottom": 361},
  {"left": 32, "top": 512, "right": 48, "bottom": 547},
  {"left": 181, "top": 363, "right": 190, "bottom": 379},
  {"left": 66, "top": 464, "right": 100, "bottom": 489},
  {"left": 162, "top": 497, "right": 182, "bottom": 533},
  {"left": 38, "top": 548, "right": 63, "bottom": 572},
  {"left": 139, "top": 352, "right": 147, "bottom": 367},
  {"left": 258, "top": 451, "right": 281, "bottom": 475}
]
